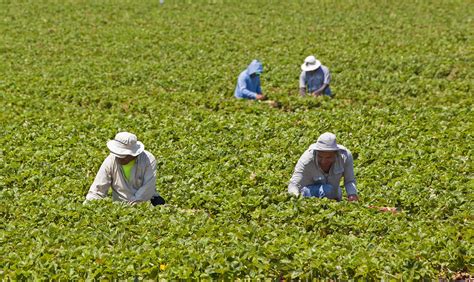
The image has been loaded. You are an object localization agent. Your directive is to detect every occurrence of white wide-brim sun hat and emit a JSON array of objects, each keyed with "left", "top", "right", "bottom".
[
  {"left": 314, "top": 132, "right": 339, "bottom": 151},
  {"left": 301, "top": 55, "right": 321, "bottom": 72},
  {"left": 106, "top": 132, "right": 144, "bottom": 158}
]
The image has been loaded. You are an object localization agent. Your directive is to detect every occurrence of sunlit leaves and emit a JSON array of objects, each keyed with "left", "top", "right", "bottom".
[{"left": 0, "top": 0, "right": 472, "bottom": 280}]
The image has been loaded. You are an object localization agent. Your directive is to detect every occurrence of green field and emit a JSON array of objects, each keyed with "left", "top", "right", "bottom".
[{"left": 1, "top": 0, "right": 472, "bottom": 279}]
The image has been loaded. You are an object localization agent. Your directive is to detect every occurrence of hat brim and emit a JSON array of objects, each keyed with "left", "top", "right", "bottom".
[
  {"left": 301, "top": 60, "right": 321, "bottom": 72},
  {"left": 314, "top": 144, "right": 339, "bottom": 151},
  {"left": 106, "top": 140, "right": 144, "bottom": 157}
]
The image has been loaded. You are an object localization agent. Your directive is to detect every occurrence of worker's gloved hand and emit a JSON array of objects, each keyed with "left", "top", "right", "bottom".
[{"left": 150, "top": 196, "right": 166, "bottom": 206}]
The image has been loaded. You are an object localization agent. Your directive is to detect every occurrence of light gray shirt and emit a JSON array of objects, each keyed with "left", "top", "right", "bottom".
[
  {"left": 85, "top": 150, "right": 158, "bottom": 203},
  {"left": 288, "top": 144, "right": 357, "bottom": 200}
]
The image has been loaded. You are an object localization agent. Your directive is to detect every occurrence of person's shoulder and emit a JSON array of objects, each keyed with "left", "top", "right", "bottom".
[
  {"left": 139, "top": 150, "right": 157, "bottom": 164},
  {"left": 299, "top": 70, "right": 307, "bottom": 79},
  {"left": 141, "top": 150, "right": 156, "bottom": 159},
  {"left": 104, "top": 154, "right": 116, "bottom": 163},
  {"left": 321, "top": 65, "right": 330, "bottom": 72},
  {"left": 238, "top": 69, "right": 249, "bottom": 78},
  {"left": 337, "top": 145, "right": 353, "bottom": 159},
  {"left": 99, "top": 154, "right": 116, "bottom": 169},
  {"left": 298, "top": 145, "right": 317, "bottom": 165}
]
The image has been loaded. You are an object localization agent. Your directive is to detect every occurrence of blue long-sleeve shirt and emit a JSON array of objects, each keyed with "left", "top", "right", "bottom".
[
  {"left": 299, "top": 65, "right": 332, "bottom": 96},
  {"left": 234, "top": 60, "right": 263, "bottom": 99}
]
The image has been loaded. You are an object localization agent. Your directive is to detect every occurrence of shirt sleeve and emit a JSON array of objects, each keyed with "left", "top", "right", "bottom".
[
  {"left": 299, "top": 87, "right": 306, "bottom": 96},
  {"left": 85, "top": 158, "right": 112, "bottom": 202},
  {"left": 256, "top": 77, "right": 262, "bottom": 94},
  {"left": 237, "top": 75, "right": 257, "bottom": 99},
  {"left": 132, "top": 157, "right": 157, "bottom": 202},
  {"left": 343, "top": 151, "right": 357, "bottom": 196},
  {"left": 288, "top": 150, "right": 314, "bottom": 196},
  {"left": 299, "top": 71, "right": 306, "bottom": 88},
  {"left": 322, "top": 67, "right": 331, "bottom": 84}
]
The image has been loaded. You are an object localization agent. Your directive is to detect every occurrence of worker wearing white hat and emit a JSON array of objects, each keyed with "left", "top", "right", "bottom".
[
  {"left": 85, "top": 132, "right": 165, "bottom": 206},
  {"left": 288, "top": 132, "right": 358, "bottom": 201},
  {"left": 299, "top": 55, "right": 332, "bottom": 97}
]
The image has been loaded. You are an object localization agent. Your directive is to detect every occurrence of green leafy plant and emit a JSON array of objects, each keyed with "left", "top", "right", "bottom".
[{"left": 0, "top": 0, "right": 472, "bottom": 280}]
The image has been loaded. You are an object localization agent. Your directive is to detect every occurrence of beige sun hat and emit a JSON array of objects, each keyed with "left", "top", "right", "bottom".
[
  {"left": 106, "top": 132, "right": 144, "bottom": 158},
  {"left": 314, "top": 132, "right": 339, "bottom": 151},
  {"left": 301, "top": 55, "right": 322, "bottom": 72}
]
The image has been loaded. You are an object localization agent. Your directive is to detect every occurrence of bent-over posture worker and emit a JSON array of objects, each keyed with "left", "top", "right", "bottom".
[
  {"left": 85, "top": 132, "right": 165, "bottom": 206},
  {"left": 288, "top": 132, "right": 358, "bottom": 201},
  {"left": 234, "top": 59, "right": 267, "bottom": 100},
  {"left": 299, "top": 55, "right": 332, "bottom": 97}
]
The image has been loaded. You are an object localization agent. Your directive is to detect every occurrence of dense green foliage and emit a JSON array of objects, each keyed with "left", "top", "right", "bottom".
[{"left": 1, "top": 0, "right": 472, "bottom": 279}]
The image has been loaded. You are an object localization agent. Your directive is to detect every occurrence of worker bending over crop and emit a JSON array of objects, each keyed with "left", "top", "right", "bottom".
[
  {"left": 234, "top": 59, "right": 267, "bottom": 100},
  {"left": 299, "top": 55, "right": 332, "bottom": 97},
  {"left": 84, "top": 132, "right": 165, "bottom": 206},
  {"left": 288, "top": 132, "right": 358, "bottom": 201}
]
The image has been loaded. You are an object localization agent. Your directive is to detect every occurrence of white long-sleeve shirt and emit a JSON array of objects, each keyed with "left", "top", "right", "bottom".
[
  {"left": 288, "top": 144, "right": 357, "bottom": 200},
  {"left": 85, "top": 150, "right": 158, "bottom": 203}
]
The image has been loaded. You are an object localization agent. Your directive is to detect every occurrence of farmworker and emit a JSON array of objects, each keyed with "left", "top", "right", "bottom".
[
  {"left": 299, "top": 55, "right": 332, "bottom": 97},
  {"left": 84, "top": 132, "right": 165, "bottom": 206},
  {"left": 288, "top": 132, "right": 358, "bottom": 202},
  {"left": 234, "top": 59, "right": 267, "bottom": 100}
]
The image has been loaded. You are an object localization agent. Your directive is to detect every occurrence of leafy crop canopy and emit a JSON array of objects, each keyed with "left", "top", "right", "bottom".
[{"left": 0, "top": 0, "right": 472, "bottom": 280}]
